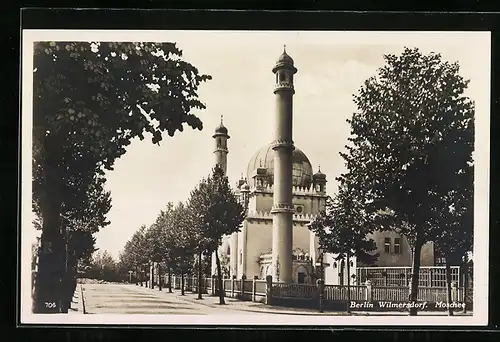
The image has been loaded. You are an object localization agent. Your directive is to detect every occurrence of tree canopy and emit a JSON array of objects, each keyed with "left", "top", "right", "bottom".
[
  {"left": 187, "top": 166, "right": 246, "bottom": 254},
  {"left": 339, "top": 47, "right": 474, "bottom": 246},
  {"left": 308, "top": 186, "right": 379, "bottom": 266},
  {"left": 33, "top": 41, "right": 211, "bottom": 312},
  {"left": 337, "top": 47, "right": 474, "bottom": 315}
]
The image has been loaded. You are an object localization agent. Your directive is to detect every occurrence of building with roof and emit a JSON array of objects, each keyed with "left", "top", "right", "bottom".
[{"left": 210, "top": 47, "right": 437, "bottom": 285}]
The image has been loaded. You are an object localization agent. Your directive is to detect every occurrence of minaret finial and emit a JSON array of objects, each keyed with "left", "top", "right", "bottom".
[
  {"left": 318, "top": 165, "right": 321, "bottom": 172},
  {"left": 284, "top": 44, "right": 286, "bottom": 53},
  {"left": 221, "top": 115, "right": 223, "bottom": 124}
]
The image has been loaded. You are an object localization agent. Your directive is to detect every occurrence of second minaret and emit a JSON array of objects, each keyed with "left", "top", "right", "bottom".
[{"left": 271, "top": 47, "right": 297, "bottom": 284}]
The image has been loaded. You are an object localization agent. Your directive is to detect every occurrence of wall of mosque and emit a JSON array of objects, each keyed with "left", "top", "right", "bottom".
[
  {"left": 248, "top": 191, "right": 327, "bottom": 216},
  {"left": 292, "top": 195, "right": 326, "bottom": 215},
  {"left": 243, "top": 220, "right": 273, "bottom": 278},
  {"left": 242, "top": 219, "right": 316, "bottom": 279},
  {"left": 248, "top": 192, "right": 274, "bottom": 212}
]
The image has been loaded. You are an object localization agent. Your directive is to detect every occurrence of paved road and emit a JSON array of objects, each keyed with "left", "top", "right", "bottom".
[
  {"left": 81, "top": 283, "right": 473, "bottom": 317},
  {"left": 81, "top": 283, "right": 253, "bottom": 315}
]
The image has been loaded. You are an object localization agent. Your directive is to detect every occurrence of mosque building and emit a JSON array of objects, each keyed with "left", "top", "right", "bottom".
[{"left": 210, "top": 47, "right": 436, "bottom": 285}]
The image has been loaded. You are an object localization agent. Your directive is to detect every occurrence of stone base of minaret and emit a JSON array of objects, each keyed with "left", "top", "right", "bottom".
[{"left": 271, "top": 206, "right": 294, "bottom": 283}]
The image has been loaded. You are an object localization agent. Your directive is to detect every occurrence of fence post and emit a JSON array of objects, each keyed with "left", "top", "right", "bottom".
[
  {"left": 240, "top": 274, "right": 246, "bottom": 298},
  {"left": 316, "top": 279, "right": 324, "bottom": 313},
  {"left": 252, "top": 276, "right": 258, "bottom": 302},
  {"left": 451, "top": 281, "right": 458, "bottom": 302},
  {"left": 231, "top": 275, "right": 236, "bottom": 298},
  {"left": 365, "top": 280, "right": 372, "bottom": 302},
  {"left": 265, "top": 275, "right": 273, "bottom": 305},
  {"left": 408, "top": 281, "right": 412, "bottom": 301}
]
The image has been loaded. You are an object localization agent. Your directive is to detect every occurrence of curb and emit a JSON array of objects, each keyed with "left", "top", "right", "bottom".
[
  {"left": 132, "top": 285, "right": 474, "bottom": 317},
  {"left": 78, "top": 284, "right": 86, "bottom": 314},
  {"left": 167, "top": 290, "right": 332, "bottom": 316}
]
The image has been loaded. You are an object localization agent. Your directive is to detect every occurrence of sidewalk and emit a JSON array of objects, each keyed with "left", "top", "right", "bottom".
[
  {"left": 68, "top": 285, "right": 85, "bottom": 314},
  {"left": 138, "top": 285, "right": 473, "bottom": 316}
]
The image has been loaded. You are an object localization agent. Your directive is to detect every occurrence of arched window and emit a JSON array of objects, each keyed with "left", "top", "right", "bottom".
[{"left": 296, "top": 265, "right": 307, "bottom": 284}]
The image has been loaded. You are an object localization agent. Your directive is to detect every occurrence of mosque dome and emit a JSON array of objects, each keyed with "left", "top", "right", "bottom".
[{"left": 246, "top": 143, "right": 314, "bottom": 188}]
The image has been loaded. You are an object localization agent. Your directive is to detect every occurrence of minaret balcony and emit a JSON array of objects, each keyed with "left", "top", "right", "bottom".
[
  {"left": 273, "top": 82, "right": 295, "bottom": 93},
  {"left": 271, "top": 139, "right": 295, "bottom": 151},
  {"left": 271, "top": 203, "right": 295, "bottom": 214}
]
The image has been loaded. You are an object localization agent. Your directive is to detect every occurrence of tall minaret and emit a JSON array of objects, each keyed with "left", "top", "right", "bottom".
[
  {"left": 213, "top": 115, "right": 229, "bottom": 175},
  {"left": 271, "top": 46, "right": 297, "bottom": 283},
  {"left": 211, "top": 116, "right": 230, "bottom": 276}
]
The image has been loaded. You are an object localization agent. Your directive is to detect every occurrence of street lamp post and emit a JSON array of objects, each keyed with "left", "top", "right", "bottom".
[{"left": 128, "top": 270, "right": 133, "bottom": 283}]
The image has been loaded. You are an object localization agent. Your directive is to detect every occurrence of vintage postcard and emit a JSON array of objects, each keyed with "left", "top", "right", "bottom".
[{"left": 21, "top": 29, "right": 490, "bottom": 326}]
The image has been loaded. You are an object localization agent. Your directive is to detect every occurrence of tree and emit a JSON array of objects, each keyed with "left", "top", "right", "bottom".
[
  {"left": 170, "top": 202, "right": 198, "bottom": 296},
  {"left": 432, "top": 184, "right": 473, "bottom": 315},
  {"left": 129, "top": 225, "right": 148, "bottom": 286},
  {"left": 338, "top": 47, "right": 474, "bottom": 315},
  {"left": 32, "top": 173, "right": 111, "bottom": 312},
  {"left": 186, "top": 177, "right": 213, "bottom": 300},
  {"left": 155, "top": 202, "right": 176, "bottom": 293},
  {"left": 308, "top": 186, "right": 378, "bottom": 313},
  {"left": 87, "top": 250, "right": 119, "bottom": 282},
  {"left": 187, "top": 166, "right": 246, "bottom": 304},
  {"left": 33, "top": 41, "right": 211, "bottom": 313},
  {"left": 144, "top": 222, "right": 165, "bottom": 290}
]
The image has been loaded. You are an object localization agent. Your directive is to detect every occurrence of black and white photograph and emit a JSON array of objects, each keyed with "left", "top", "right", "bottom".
[{"left": 21, "top": 29, "right": 490, "bottom": 326}]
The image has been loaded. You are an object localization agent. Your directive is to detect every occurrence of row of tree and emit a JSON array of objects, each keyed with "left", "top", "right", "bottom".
[
  {"left": 32, "top": 41, "right": 212, "bottom": 313},
  {"left": 309, "top": 48, "right": 474, "bottom": 315},
  {"left": 80, "top": 250, "right": 125, "bottom": 283},
  {"left": 118, "top": 166, "right": 246, "bottom": 304}
]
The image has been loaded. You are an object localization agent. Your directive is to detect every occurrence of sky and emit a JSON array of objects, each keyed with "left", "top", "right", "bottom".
[{"left": 23, "top": 30, "right": 490, "bottom": 261}]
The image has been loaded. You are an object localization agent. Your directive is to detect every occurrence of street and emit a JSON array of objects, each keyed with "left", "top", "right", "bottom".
[
  {"left": 81, "top": 283, "right": 254, "bottom": 315},
  {"left": 79, "top": 282, "right": 473, "bottom": 317}
]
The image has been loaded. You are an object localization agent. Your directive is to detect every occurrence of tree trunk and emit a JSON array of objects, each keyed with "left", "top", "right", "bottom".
[
  {"left": 149, "top": 261, "right": 154, "bottom": 289},
  {"left": 409, "top": 236, "right": 423, "bottom": 316},
  {"left": 181, "top": 271, "right": 185, "bottom": 296},
  {"left": 346, "top": 254, "right": 351, "bottom": 314},
  {"left": 34, "top": 194, "right": 64, "bottom": 314},
  {"left": 197, "top": 251, "right": 203, "bottom": 299},
  {"left": 158, "top": 263, "right": 162, "bottom": 291},
  {"left": 215, "top": 250, "right": 225, "bottom": 305},
  {"left": 168, "top": 266, "right": 172, "bottom": 293},
  {"left": 462, "top": 258, "right": 468, "bottom": 314},
  {"left": 445, "top": 258, "right": 454, "bottom": 316}
]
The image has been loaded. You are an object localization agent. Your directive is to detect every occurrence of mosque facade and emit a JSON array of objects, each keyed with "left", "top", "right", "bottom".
[{"left": 210, "top": 48, "right": 436, "bottom": 285}]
